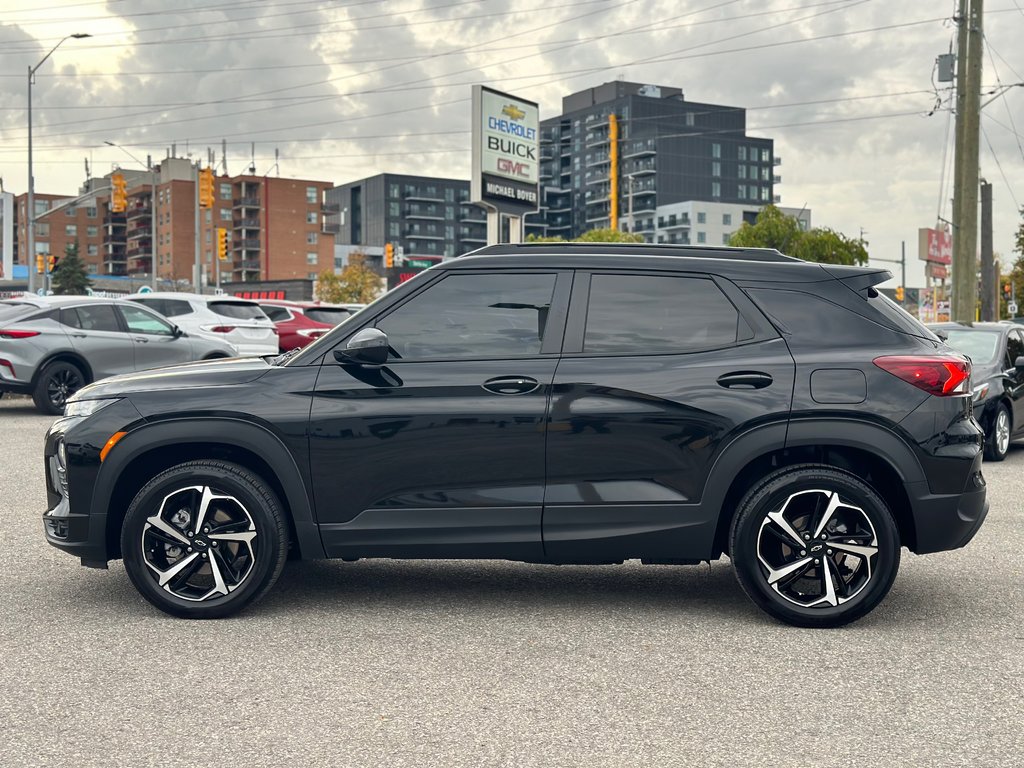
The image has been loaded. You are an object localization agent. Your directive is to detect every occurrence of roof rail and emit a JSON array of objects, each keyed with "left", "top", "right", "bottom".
[{"left": 463, "top": 242, "right": 797, "bottom": 263}]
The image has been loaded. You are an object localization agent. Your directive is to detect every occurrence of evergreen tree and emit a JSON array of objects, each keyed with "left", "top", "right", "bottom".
[{"left": 50, "top": 241, "right": 93, "bottom": 295}]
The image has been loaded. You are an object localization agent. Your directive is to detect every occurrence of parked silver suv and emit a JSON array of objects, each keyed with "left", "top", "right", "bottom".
[{"left": 0, "top": 296, "right": 235, "bottom": 414}]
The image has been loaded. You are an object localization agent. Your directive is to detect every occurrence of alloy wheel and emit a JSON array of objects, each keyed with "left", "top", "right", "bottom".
[
  {"left": 47, "top": 367, "right": 83, "bottom": 408},
  {"left": 141, "top": 485, "right": 258, "bottom": 602},
  {"left": 996, "top": 408, "right": 1010, "bottom": 456},
  {"left": 756, "top": 488, "right": 879, "bottom": 609}
]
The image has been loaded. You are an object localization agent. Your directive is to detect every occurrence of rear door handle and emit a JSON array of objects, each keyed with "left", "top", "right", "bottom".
[
  {"left": 482, "top": 376, "right": 540, "bottom": 395},
  {"left": 717, "top": 371, "right": 773, "bottom": 389},
  {"left": 133, "top": 337, "right": 149, "bottom": 343}
]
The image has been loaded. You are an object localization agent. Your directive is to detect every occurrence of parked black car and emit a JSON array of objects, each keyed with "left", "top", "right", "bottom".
[
  {"left": 929, "top": 321, "right": 1024, "bottom": 461},
  {"left": 42, "top": 244, "right": 988, "bottom": 627}
]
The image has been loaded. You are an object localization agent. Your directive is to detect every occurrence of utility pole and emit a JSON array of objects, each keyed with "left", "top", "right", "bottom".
[
  {"left": 951, "top": 0, "right": 983, "bottom": 322},
  {"left": 980, "top": 179, "right": 994, "bottom": 320}
]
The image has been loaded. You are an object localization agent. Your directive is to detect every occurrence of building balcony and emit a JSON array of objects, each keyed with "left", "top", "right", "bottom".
[
  {"left": 460, "top": 214, "right": 487, "bottom": 223},
  {"left": 239, "top": 238, "right": 261, "bottom": 250},
  {"left": 658, "top": 216, "right": 691, "bottom": 230},
  {"left": 629, "top": 166, "right": 657, "bottom": 176},
  {"left": 233, "top": 197, "right": 261, "bottom": 208},
  {"left": 233, "top": 218, "right": 261, "bottom": 230},
  {"left": 585, "top": 136, "right": 609, "bottom": 149},
  {"left": 406, "top": 212, "right": 445, "bottom": 221},
  {"left": 403, "top": 192, "right": 444, "bottom": 203},
  {"left": 125, "top": 243, "right": 153, "bottom": 258},
  {"left": 622, "top": 143, "right": 656, "bottom": 159},
  {"left": 321, "top": 202, "right": 341, "bottom": 214},
  {"left": 234, "top": 259, "right": 261, "bottom": 271},
  {"left": 322, "top": 222, "right": 341, "bottom": 234},
  {"left": 774, "top": 157, "right": 782, "bottom": 166},
  {"left": 125, "top": 204, "right": 151, "bottom": 220},
  {"left": 126, "top": 225, "right": 152, "bottom": 239},
  {"left": 773, "top": 175, "right": 782, "bottom": 184},
  {"left": 460, "top": 235, "right": 486, "bottom": 243},
  {"left": 406, "top": 232, "right": 444, "bottom": 240},
  {"left": 585, "top": 155, "right": 610, "bottom": 168},
  {"left": 103, "top": 262, "right": 127, "bottom": 276}
]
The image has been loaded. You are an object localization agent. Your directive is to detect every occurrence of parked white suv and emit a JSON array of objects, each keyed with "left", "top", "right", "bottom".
[{"left": 125, "top": 293, "right": 278, "bottom": 356}]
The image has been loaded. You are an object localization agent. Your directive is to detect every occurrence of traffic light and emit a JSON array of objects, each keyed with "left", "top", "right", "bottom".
[
  {"left": 199, "top": 168, "right": 215, "bottom": 208},
  {"left": 48, "top": 255, "right": 59, "bottom": 274},
  {"left": 216, "top": 227, "right": 229, "bottom": 260},
  {"left": 1003, "top": 282, "right": 1012, "bottom": 301},
  {"left": 36, "top": 254, "right": 45, "bottom": 274},
  {"left": 110, "top": 172, "right": 127, "bottom": 213},
  {"left": 895, "top": 286, "right": 904, "bottom": 302},
  {"left": 385, "top": 242, "right": 394, "bottom": 269}
]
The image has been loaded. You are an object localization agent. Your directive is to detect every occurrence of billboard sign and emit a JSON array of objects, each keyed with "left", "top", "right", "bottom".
[
  {"left": 918, "top": 227, "right": 952, "bottom": 264},
  {"left": 471, "top": 85, "right": 540, "bottom": 215}
]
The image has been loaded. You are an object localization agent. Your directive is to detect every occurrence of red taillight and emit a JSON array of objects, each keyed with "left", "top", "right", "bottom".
[
  {"left": 873, "top": 355, "right": 971, "bottom": 396},
  {"left": 0, "top": 358, "right": 14, "bottom": 377},
  {"left": 0, "top": 329, "right": 40, "bottom": 339},
  {"left": 208, "top": 326, "right": 236, "bottom": 333}
]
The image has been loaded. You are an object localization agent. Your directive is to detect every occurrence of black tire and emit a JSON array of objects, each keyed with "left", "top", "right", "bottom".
[
  {"left": 32, "top": 360, "right": 85, "bottom": 415},
  {"left": 983, "top": 403, "right": 1010, "bottom": 462},
  {"left": 729, "top": 464, "right": 900, "bottom": 628},
  {"left": 120, "top": 460, "right": 288, "bottom": 619}
]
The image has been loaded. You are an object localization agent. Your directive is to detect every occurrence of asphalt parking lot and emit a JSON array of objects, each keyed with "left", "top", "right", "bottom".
[{"left": 1, "top": 393, "right": 1022, "bottom": 767}]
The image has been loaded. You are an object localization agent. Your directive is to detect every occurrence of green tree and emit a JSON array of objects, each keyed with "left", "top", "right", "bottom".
[
  {"left": 50, "top": 241, "right": 92, "bottom": 295},
  {"left": 729, "top": 205, "right": 868, "bottom": 265},
  {"left": 316, "top": 252, "right": 380, "bottom": 304},
  {"left": 526, "top": 227, "right": 644, "bottom": 243}
]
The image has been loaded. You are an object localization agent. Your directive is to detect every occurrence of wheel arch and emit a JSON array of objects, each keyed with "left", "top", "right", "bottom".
[
  {"left": 705, "top": 422, "right": 921, "bottom": 558},
  {"left": 96, "top": 419, "right": 325, "bottom": 562},
  {"left": 31, "top": 351, "right": 94, "bottom": 387}
]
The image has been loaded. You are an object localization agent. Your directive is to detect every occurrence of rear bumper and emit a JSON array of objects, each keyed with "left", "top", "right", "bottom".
[{"left": 906, "top": 451, "right": 989, "bottom": 554}]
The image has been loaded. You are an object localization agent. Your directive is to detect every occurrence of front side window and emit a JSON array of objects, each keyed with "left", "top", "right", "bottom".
[
  {"left": 377, "top": 273, "right": 556, "bottom": 360},
  {"left": 1006, "top": 331, "right": 1024, "bottom": 368},
  {"left": 119, "top": 304, "right": 174, "bottom": 335},
  {"left": 583, "top": 274, "right": 739, "bottom": 355}
]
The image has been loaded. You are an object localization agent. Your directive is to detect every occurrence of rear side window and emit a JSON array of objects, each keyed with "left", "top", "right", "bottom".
[
  {"left": 584, "top": 274, "right": 739, "bottom": 354},
  {"left": 210, "top": 301, "right": 266, "bottom": 320},
  {"left": 162, "top": 299, "right": 193, "bottom": 317},
  {"left": 1006, "top": 331, "right": 1024, "bottom": 368},
  {"left": 64, "top": 304, "right": 121, "bottom": 332}
]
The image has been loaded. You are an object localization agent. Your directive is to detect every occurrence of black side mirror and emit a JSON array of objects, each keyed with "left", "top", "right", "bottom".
[
  {"left": 172, "top": 325, "right": 184, "bottom": 338},
  {"left": 334, "top": 327, "right": 389, "bottom": 367},
  {"left": 1014, "top": 355, "right": 1024, "bottom": 371}
]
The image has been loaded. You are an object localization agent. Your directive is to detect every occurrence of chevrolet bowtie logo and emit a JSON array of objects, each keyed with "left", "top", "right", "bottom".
[{"left": 501, "top": 104, "right": 526, "bottom": 121}]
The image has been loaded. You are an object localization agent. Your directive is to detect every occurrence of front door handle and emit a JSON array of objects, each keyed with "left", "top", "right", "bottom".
[
  {"left": 482, "top": 376, "right": 540, "bottom": 395},
  {"left": 717, "top": 371, "right": 773, "bottom": 389},
  {"left": 133, "top": 337, "right": 150, "bottom": 343}
]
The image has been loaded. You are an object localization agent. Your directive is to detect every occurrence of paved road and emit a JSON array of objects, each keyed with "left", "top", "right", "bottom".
[{"left": 1, "top": 394, "right": 1021, "bottom": 767}]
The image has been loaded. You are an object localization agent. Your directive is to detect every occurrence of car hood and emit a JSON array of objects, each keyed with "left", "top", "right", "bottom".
[{"left": 69, "top": 356, "right": 273, "bottom": 400}]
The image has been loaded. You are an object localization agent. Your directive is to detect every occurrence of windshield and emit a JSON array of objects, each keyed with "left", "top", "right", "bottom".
[
  {"left": 305, "top": 308, "right": 354, "bottom": 325},
  {"left": 0, "top": 301, "right": 37, "bottom": 322},
  {"left": 209, "top": 301, "right": 268, "bottom": 320},
  {"left": 942, "top": 329, "right": 1001, "bottom": 365}
]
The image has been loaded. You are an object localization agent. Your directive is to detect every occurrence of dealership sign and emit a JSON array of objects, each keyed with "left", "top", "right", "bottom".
[{"left": 471, "top": 85, "right": 540, "bottom": 215}]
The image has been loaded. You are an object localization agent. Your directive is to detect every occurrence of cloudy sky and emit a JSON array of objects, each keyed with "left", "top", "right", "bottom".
[{"left": 1, "top": 0, "right": 1021, "bottom": 287}]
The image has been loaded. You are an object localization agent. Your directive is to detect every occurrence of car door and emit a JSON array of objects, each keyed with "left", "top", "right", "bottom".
[
  {"left": 308, "top": 269, "right": 571, "bottom": 561},
  {"left": 59, "top": 303, "right": 136, "bottom": 380},
  {"left": 543, "top": 270, "right": 795, "bottom": 563},
  {"left": 116, "top": 303, "right": 195, "bottom": 371},
  {"left": 1003, "top": 329, "right": 1024, "bottom": 435}
]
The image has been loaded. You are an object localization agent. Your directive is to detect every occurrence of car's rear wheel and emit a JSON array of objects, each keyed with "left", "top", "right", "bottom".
[
  {"left": 120, "top": 460, "right": 288, "bottom": 619},
  {"left": 730, "top": 464, "right": 900, "bottom": 628},
  {"left": 32, "top": 360, "right": 85, "bottom": 415},
  {"left": 984, "top": 403, "right": 1011, "bottom": 461}
]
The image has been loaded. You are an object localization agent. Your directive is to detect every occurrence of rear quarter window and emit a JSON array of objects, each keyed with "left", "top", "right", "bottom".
[{"left": 865, "top": 289, "right": 940, "bottom": 342}]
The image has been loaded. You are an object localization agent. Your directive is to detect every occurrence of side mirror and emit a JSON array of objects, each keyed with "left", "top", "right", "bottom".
[
  {"left": 1015, "top": 355, "right": 1024, "bottom": 371},
  {"left": 334, "top": 327, "right": 389, "bottom": 367},
  {"left": 172, "top": 325, "right": 185, "bottom": 338}
]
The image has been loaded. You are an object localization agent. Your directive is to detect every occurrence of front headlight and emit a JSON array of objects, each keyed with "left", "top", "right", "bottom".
[
  {"left": 972, "top": 382, "right": 990, "bottom": 403},
  {"left": 63, "top": 398, "right": 120, "bottom": 418}
]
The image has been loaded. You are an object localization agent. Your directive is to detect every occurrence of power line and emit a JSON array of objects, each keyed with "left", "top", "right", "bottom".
[{"left": 980, "top": 124, "right": 1021, "bottom": 210}]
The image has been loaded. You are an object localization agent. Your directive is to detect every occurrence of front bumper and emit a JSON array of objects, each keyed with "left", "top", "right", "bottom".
[{"left": 906, "top": 450, "right": 989, "bottom": 554}]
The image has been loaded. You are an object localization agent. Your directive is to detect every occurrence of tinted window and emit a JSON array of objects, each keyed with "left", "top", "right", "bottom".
[
  {"left": 942, "top": 329, "right": 1001, "bottom": 365},
  {"left": 210, "top": 301, "right": 267, "bottom": 320},
  {"left": 1007, "top": 331, "right": 1024, "bottom": 368},
  {"left": 162, "top": 299, "right": 193, "bottom": 318},
  {"left": 119, "top": 304, "right": 174, "bottom": 335},
  {"left": 377, "top": 273, "right": 556, "bottom": 359},
  {"left": 305, "top": 308, "right": 353, "bottom": 325},
  {"left": 584, "top": 274, "right": 738, "bottom": 354},
  {"left": 262, "top": 306, "right": 291, "bottom": 322},
  {"left": 866, "top": 289, "right": 940, "bottom": 341},
  {"left": 68, "top": 304, "right": 121, "bottom": 333}
]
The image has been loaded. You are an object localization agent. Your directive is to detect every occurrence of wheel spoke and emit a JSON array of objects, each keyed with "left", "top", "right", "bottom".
[
  {"left": 766, "top": 509, "right": 805, "bottom": 547},
  {"left": 814, "top": 557, "right": 840, "bottom": 607},
  {"left": 207, "top": 549, "right": 230, "bottom": 596},
  {"left": 156, "top": 551, "right": 200, "bottom": 587},
  {"left": 192, "top": 486, "right": 216, "bottom": 535},
  {"left": 766, "top": 555, "right": 814, "bottom": 585},
  {"left": 829, "top": 540, "right": 878, "bottom": 560},
  {"left": 145, "top": 514, "right": 190, "bottom": 546},
  {"left": 208, "top": 530, "right": 257, "bottom": 544},
  {"left": 812, "top": 492, "right": 842, "bottom": 539}
]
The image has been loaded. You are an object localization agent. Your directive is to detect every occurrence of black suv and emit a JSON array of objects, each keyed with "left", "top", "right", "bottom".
[{"left": 42, "top": 244, "right": 988, "bottom": 627}]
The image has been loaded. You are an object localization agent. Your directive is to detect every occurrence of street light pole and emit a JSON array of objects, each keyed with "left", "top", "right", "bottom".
[{"left": 26, "top": 32, "right": 91, "bottom": 295}]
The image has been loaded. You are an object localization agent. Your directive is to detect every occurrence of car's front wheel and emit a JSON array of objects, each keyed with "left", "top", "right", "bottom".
[
  {"left": 984, "top": 403, "right": 1011, "bottom": 461},
  {"left": 730, "top": 464, "right": 900, "bottom": 628},
  {"left": 120, "top": 460, "right": 288, "bottom": 619},
  {"left": 32, "top": 360, "right": 85, "bottom": 415}
]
